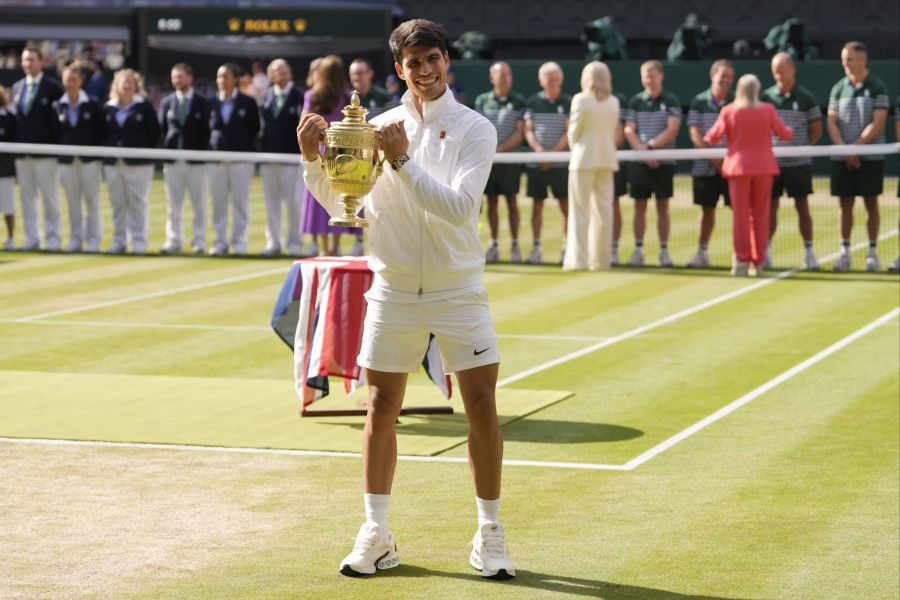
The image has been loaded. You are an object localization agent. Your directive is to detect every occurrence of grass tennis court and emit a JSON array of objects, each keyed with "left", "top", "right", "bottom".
[{"left": 1, "top": 248, "right": 897, "bottom": 598}]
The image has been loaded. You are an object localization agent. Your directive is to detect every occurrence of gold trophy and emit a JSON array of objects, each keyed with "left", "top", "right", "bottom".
[{"left": 319, "top": 90, "right": 383, "bottom": 227}]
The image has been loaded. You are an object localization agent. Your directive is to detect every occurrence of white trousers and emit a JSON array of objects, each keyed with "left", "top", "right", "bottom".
[
  {"left": 208, "top": 162, "right": 254, "bottom": 252},
  {"left": 564, "top": 168, "right": 614, "bottom": 271},
  {"left": 260, "top": 163, "right": 304, "bottom": 249},
  {"left": 15, "top": 157, "right": 60, "bottom": 248},
  {"left": 163, "top": 161, "right": 207, "bottom": 248},
  {"left": 0, "top": 177, "right": 13, "bottom": 215},
  {"left": 104, "top": 162, "right": 153, "bottom": 251},
  {"left": 59, "top": 159, "right": 102, "bottom": 248}
]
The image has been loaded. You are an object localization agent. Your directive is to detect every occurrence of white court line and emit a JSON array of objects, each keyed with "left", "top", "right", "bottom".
[
  {"left": 497, "top": 229, "right": 898, "bottom": 388},
  {"left": 0, "top": 307, "right": 894, "bottom": 472},
  {"left": 622, "top": 307, "right": 900, "bottom": 470},
  {"left": 14, "top": 266, "right": 288, "bottom": 322}
]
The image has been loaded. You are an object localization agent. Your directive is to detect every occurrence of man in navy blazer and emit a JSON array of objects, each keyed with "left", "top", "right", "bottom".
[
  {"left": 258, "top": 58, "right": 306, "bottom": 256},
  {"left": 12, "top": 47, "right": 63, "bottom": 250},
  {"left": 207, "top": 63, "right": 260, "bottom": 255},
  {"left": 158, "top": 63, "right": 211, "bottom": 254}
]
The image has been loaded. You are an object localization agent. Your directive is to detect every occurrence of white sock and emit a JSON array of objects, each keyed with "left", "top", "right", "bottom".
[
  {"left": 476, "top": 496, "right": 500, "bottom": 527},
  {"left": 364, "top": 493, "right": 390, "bottom": 535}
]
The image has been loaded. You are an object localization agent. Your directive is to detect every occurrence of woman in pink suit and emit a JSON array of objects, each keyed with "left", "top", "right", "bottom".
[{"left": 705, "top": 74, "right": 792, "bottom": 275}]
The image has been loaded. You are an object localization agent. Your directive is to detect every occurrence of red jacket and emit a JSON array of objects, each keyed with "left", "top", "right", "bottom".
[{"left": 704, "top": 102, "right": 792, "bottom": 177}]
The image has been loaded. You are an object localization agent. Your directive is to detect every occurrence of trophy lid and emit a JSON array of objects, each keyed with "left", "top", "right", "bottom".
[{"left": 329, "top": 90, "right": 378, "bottom": 132}]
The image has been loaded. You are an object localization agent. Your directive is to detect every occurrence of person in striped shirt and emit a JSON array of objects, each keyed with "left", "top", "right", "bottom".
[
  {"left": 623, "top": 60, "right": 681, "bottom": 267},
  {"left": 475, "top": 62, "right": 526, "bottom": 263},
  {"left": 762, "top": 52, "right": 823, "bottom": 270},
  {"left": 890, "top": 95, "right": 900, "bottom": 273},
  {"left": 524, "top": 62, "right": 571, "bottom": 263},
  {"left": 826, "top": 41, "right": 889, "bottom": 272},
  {"left": 686, "top": 59, "right": 734, "bottom": 268}
]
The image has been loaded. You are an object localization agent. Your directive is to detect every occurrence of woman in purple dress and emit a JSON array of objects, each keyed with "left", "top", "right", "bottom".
[{"left": 300, "top": 55, "right": 361, "bottom": 256}]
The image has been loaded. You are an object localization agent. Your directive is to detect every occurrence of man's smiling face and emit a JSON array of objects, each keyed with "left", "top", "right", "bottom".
[{"left": 395, "top": 46, "right": 449, "bottom": 103}]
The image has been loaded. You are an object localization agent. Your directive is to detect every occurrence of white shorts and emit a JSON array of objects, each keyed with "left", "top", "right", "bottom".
[
  {"left": 0, "top": 177, "right": 13, "bottom": 214},
  {"left": 358, "top": 288, "right": 500, "bottom": 374}
]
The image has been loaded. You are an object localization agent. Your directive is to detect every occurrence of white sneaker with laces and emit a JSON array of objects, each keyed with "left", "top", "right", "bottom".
[
  {"left": 865, "top": 252, "right": 879, "bottom": 272},
  {"left": 686, "top": 250, "right": 709, "bottom": 268},
  {"left": 833, "top": 250, "right": 850, "bottom": 272},
  {"left": 510, "top": 244, "right": 522, "bottom": 263},
  {"left": 340, "top": 523, "right": 400, "bottom": 577},
  {"left": 658, "top": 248, "right": 673, "bottom": 267},
  {"left": 526, "top": 246, "right": 543, "bottom": 264},
  {"left": 627, "top": 247, "right": 644, "bottom": 266},
  {"left": 804, "top": 248, "right": 820, "bottom": 270},
  {"left": 470, "top": 522, "right": 515, "bottom": 580},
  {"left": 485, "top": 244, "right": 500, "bottom": 263}
]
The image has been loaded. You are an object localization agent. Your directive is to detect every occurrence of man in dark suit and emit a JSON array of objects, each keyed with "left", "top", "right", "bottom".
[
  {"left": 158, "top": 63, "right": 211, "bottom": 254},
  {"left": 12, "top": 47, "right": 63, "bottom": 250},
  {"left": 259, "top": 58, "right": 305, "bottom": 256},
  {"left": 208, "top": 63, "right": 260, "bottom": 255}
]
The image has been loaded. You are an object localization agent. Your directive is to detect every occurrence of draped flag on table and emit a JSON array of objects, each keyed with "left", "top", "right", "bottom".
[{"left": 271, "top": 257, "right": 452, "bottom": 408}]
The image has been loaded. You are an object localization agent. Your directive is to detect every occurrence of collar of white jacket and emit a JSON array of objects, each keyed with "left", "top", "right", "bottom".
[{"left": 400, "top": 84, "right": 455, "bottom": 123}]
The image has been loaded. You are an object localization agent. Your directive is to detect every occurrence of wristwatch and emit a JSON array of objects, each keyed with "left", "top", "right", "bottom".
[{"left": 391, "top": 154, "right": 409, "bottom": 171}]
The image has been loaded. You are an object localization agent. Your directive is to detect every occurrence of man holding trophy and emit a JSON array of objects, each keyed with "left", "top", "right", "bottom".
[{"left": 298, "top": 19, "right": 515, "bottom": 580}]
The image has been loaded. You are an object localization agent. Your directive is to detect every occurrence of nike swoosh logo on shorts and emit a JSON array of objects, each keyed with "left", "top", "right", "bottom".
[{"left": 474, "top": 347, "right": 491, "bottom": 356}]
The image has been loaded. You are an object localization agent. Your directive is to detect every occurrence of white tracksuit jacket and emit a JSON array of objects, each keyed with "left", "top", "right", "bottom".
[{"left": 302, "top": 86, "right": 497, "bottom": 301}]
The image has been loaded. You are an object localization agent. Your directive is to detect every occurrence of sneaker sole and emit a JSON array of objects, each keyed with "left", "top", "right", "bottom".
[
  {"left": 470, "top": 551, "right": 515, "bottom": 580},
  {"left": 339, "top": 548, "right": 400, "bottom": 577}
]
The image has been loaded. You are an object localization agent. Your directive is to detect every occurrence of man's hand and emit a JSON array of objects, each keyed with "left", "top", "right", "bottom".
[
  {"left": 380, "top": 120, "right": 409, "bottom": 164},
  {"left": 843, "top": 155, "right": 861, "bottom": 170},
  {"left": 297, "top": 113, "right": 327, "bottom": 162},
  {"left": 711, "top": 158, "right": 724, "bottom": 172}
]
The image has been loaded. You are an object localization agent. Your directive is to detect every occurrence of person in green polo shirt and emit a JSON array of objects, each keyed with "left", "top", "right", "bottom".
[
  {"left": 524, "top": 62, "right": 572, "bottom": 263},
  {"left": 686, "top": 59, "right": 734, "bottom": 269},
  {"left": 611, "top": 85, "right": 629, "bottom": 266},
  {"left": 476, "top": 62, "right": 526, "bottom": 263},
  {"left": 890, "top": 95, "right": 900, "bottom": 273},
  {"left": 349, "top": 58, "right": 395, "bottom": 119},
  {"left": 826, "top": 41, "right": 889, "bottom": 272},
  {"left": 762, "top": 52, "right": 823, "bottom": 270},
  {"left": 623, "top": 60, "right": 682, "bottom": 267}
]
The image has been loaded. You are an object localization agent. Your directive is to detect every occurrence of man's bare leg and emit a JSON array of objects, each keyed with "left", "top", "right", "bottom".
[
  {"left": 456, "top": 363, "right": 502, "bottom": 499},
  {"left": 363, "top": 369, "right": 408, "bottom": 494}
]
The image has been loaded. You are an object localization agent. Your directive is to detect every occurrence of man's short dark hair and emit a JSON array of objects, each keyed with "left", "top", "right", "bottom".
[
  {"left": 350, "top": 58, "right": 372, "bottom": 70},
  {"left": 842, "top": 41, "right": 867, "bottom": 54},
  {"left": 172, "top": 62, "right": 193, "bottom": 76},
  {"left": 22, "top": 46, "right": 43, "bottom": 60},
  {"left": 389, "top": 19, "right": 448, "bottom": 63},
  {"left": 219, "top": 63, "right": 242, "bottom": 78}
]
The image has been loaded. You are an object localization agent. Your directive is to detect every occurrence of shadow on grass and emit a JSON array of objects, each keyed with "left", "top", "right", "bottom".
[
  {"left": 385, "top": 564, "right": 756, "bottom": 599},
  {"left": 330, "top": 419, "right": 643, "bottom": 444}
]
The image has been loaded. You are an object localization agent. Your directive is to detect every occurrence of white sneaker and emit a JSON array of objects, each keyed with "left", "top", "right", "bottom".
[
  {"left": 731, "top": 256, "right": 750, "bottom": 276},
  {"left": 208, "top": 242, "right": 229, "bottom": 256},
  {"left": 191, "top": 244, "right": 205, "bottom": 255},
  {"left": 658, "top": 248, "right": 673, "bottom": 267},
  {"left": 762, "top": 245, "right": 772, "bottom": 269},
  {"left": 627, "top": 247, "right": 644, "bottom": 266},
  {"left": 65, "top": 240, "right": 82, "bottom": 253},
  {"left": 526, "top": 246, "right": 543, "bottom": 264},
  {"left": 4, "top": 237, "right": 15, "bottom": 251},
  {"left": 107, "top": 242, "right": 126, "bottom": 254},
  {"left": 888, "top": 258, "right": 900, "bottom": 273},
  {"left": 339, "top": 523, "right": 400, "bottom": 577},
  {"left": 160, "top": 240, "right": 181, "bottom": 255},
  {"left": 484, "top": 244, "right": 499, "bottom": 263},
  {"left": 510, "top": 244, "right": 522, "bottom": 263},
  {"left": 232, "top": 244, "right": 248, "bottom": 256},
  {"left": 261, "top": 244, "right": 282, "bottom": 257},
  {"left": 804, "top": 248, "right": 820, "bottom": 270},
  {"left": 865, "top": 252, "right": 879, "bottom": 272},
  {"left": 349, "top": 240, "right": 365, "bottom": 256},
  {"left": 833, "top": 250, "right": 850, "bottom": 272},
  {"left": 686, "top": 250, "right": 709, "bottom": 268},
  {"left": 611, "top": 246, "right": 619, "bottom": 266},
  {"left": 470, "top": 522, "right": 515, "bottom": 580}
]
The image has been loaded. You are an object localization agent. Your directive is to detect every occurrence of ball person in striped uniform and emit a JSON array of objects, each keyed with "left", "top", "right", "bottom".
[
  {"left": 826, "top": 41, "right": 889, "bottom": 272},
  {"left": 101, "top": 69, "right": 160, "bottom": 254},
  {"left": 475, "top": 61, "right": 526, "bottom": 263},
  {"left": 524, "top": 62, "right": 572, "bottom": 263},
  {"left": 761, "top": 52, "right": 823, "bottom": 270},
  {"left": 159, "top": 63, "right": 211, "bottom": 255},
  {"left": 54, "top": 63, "right": 107, "bottom": 253},
  {"left": 208, "top": 63, "right": 260, "bottom": 256},
  {"left": 623, "top": 60, "right": 682, "bottom": 267},
  {"left": 12, "top": 47, "right": 63, "bottom": 251},
  {"left": 259, "top": 59, "right": 305, "bottom": 257},
  {"left": 686, "top": 59, "right": 734, "bottom": 269}
]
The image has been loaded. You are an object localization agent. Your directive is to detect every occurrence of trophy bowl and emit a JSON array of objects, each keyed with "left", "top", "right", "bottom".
[{"left": 320, "top": 90, "right": 383, "bottom": 228}]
